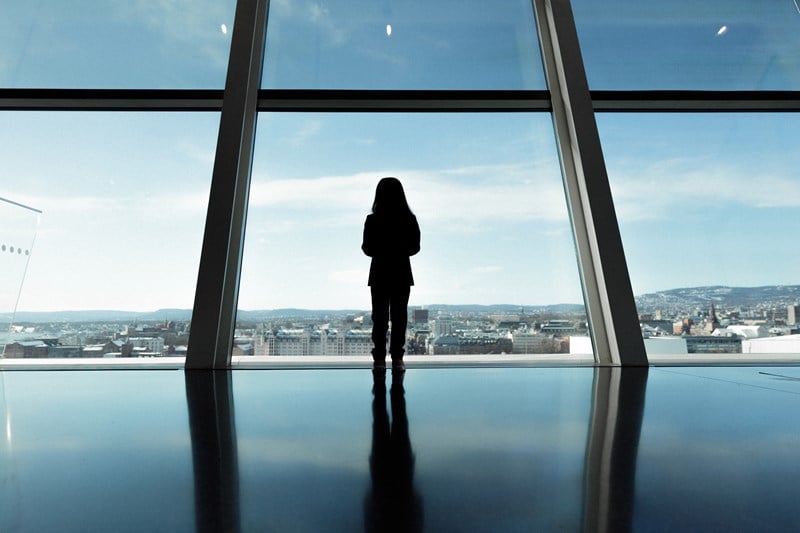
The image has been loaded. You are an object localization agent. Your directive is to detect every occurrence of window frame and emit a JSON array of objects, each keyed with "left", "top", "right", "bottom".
[{"left": 3, "top": 0, "right": 798, "bottom": 368}]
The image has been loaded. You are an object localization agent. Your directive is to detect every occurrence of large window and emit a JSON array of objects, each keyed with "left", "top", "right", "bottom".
[
  {"left": 0, "top": 112, "right": 218, "bottom": 359},
  {"left": 599, "top": 113, "right": 800, "bottom": 358},
  {"left": 234, "top": 112, "right": 592, "bottom": 359}
]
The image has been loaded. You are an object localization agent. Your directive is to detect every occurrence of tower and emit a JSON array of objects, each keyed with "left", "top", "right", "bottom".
[
  {"left": 706, "top": 303, "right": 720, "bottom": 333},
  {"left": 788, "top": 304, "right": 799, "bottom": 326}
]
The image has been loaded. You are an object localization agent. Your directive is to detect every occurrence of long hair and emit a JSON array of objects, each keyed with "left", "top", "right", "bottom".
[{"left": 371, "top": 177, "right": 413, "bottom": 217}]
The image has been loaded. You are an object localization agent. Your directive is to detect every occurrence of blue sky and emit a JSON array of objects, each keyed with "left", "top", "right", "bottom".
[
  {"left": 573, "top": 0, "right": 800, "bottom": 90},
  {"left": 599, "top": 113, "right": 800, "bottom": 297},
  {"left": 238, "top": 112, "right": 581, "bottom": 310},
  {"left": 1, "top": 1, "right": 798, "bottom": 312},
  {"left": 1, "top": 0, "right": 234, "bottom": 89},
  {"left": 263, "top": 0, "right": 542, "bottom": 89}
]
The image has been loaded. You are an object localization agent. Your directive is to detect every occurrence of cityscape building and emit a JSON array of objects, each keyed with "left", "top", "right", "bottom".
[
  {"left": 788, "top": 304, "right": 800, "bottom": 326},
  {"left": 411, "top": 309, "right": 429, "bottom": 325}
]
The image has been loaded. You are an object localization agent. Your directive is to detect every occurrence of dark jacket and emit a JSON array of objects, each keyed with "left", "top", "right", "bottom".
[{"left": 362, "top": 213, "right": 420, "bottom": 287}]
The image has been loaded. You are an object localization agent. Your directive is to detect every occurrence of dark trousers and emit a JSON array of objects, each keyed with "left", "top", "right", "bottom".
[{"left": 370, "top": 285, "right": 410, "bottom": 361}]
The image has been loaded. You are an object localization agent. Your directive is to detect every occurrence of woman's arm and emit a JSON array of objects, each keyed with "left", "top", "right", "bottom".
[
  {"left": 408, "top": 215, "right": 420, "bottom": 256},
  {"left": 362, "top": 216, "right": 375, "bottom": 256}
]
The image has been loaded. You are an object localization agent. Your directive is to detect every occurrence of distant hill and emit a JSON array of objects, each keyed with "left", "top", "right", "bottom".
[
  {"left": 635, "top": 285, "right": 800, "bottom": 313},
  {"left": 9, "top": 286, "right": 798, "bottom": 323},
  {"left": 9, "top": 303, "right": 586, "bottom": 323},
  {"left": 417, "top": 303, "right": 586, "bottom": 314},
  {"left": 10, "top": 308, "right": 194, "bottom": 323}
]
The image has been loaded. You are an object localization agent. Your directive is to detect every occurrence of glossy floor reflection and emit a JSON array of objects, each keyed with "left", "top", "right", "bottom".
[{"left": 0, "top": 366, "right": 798, "bottom": 532}]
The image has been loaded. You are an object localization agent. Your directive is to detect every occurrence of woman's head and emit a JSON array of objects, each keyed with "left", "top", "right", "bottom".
[{"left": 372, "top": 177, "right": 412, "bottom": 215}]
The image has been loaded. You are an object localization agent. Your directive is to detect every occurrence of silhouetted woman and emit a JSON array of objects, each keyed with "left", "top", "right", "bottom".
[{"left": 362, "top": 177, "right": 421, "bottom": 370}]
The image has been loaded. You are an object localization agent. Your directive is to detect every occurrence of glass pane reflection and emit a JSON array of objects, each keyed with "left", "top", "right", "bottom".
[
  {"left": 262, "top": 0, "right": 545, "bottom": 89},
  {"left": 635, "top": 368, "right": 800, "bottom": 531},
  {"left": 0, "top": 199, "right": 40, "bottom": 353},
  {"left": 233, "top": 368, "right": 592, "bottom": 531},
  {"left": 598, "top": 113, "right": 800, "bottom": 358},
  {"left": 0, "top": 371, "right": 194, "bottom": 531},
  {"left": 572, "top": 0, "right": 800, "bottom": 90}
]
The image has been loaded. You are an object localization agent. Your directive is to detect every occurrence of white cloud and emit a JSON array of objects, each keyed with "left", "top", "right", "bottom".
[
  {"left": 178, "top": 141, "right": 216, "bottom": 166},
  {"left": 119, "top": 0, "right": 233, "bottom": 69},
  {"left": 470, "top": 265, "right": 503, "bottom": 274},
  {"left": 609, "top": 157, "right": 800, "bottom": 221},
  {"left": 304, "top": 2, "right": 349, "bottom": 46},
  {"left": 249, "top": 170, "right": 375, "bottom": 210},
  {"left": 248, "top": 161, "right": 569, "bottom": 230},
  {"left": 14, "top": 188, "right": 210, "bottom": 219},
  {"left": 328, "top": 268, "right": 368, "bottom": 285},
  {"left": 288, "top": 119, "right": 324, "bottom": 146}
]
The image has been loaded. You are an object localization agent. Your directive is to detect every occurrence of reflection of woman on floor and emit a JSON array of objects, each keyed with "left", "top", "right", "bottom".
[
  {"left": 365, "top": 370, "right": 423, "bottom": 533},
  {"left": 362, "top": 177, "right": 421, "bottom": 371}
]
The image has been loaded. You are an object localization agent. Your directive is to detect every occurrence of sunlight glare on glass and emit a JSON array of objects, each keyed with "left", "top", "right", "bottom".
[
  {"left": 716, "top": 25, "right": 728, "bottom": 36},
  {"left": 221, "top": 23, "right": 228, "bottom": 35},
  {"left": 386, "top": 24, "right": 392, "bottom": 37}
]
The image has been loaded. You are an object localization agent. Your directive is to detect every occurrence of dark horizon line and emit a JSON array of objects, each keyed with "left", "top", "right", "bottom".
[
  {"left": 7, "top": 284, "right": 799, "bottom": 321},
  {"left": 6, "top": 302, "right": 586, "bottom": 318}
]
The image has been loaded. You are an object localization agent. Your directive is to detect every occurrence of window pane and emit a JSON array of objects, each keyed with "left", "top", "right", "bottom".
[
  {"left": 0, "top": 112, "right": 218, "bottom": 360},
  {"left": 599, "top": 113, "right": 800, "bottom": 358},
  {"left": 0, "top": 1, "right": 235, "bottom": 89},
  {"left": 236, "top": 113, "right": 592, "bottom": 359},
  {"left": 572, "top": 0, "right": 800, "bottom": 90},
  {"left": 262, "top": 0, "right": 545, "bottom": 89}
]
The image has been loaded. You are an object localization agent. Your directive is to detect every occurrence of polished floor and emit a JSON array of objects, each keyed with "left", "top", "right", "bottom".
[{"left": 0, "top": 366, "right": 798, "bottom": 532}]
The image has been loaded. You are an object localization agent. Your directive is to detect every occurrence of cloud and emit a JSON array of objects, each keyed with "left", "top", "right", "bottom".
[
  {"left": 470, "top": 265, "right": 503, "bottom": 274},
  {"left": 288, "top": 119, "right": 323, "bottom": 146},
  {"left": 327, "top": 268, "right": 368, "bottom": 284},
  {"left": 248, "top": 161, "right": 570, "bottom": 230},
  {"left": 270, "top": 0, "right": 351, "bottom": 47},
  {"left": 608, "top": 156, "right": 800, "bottom": 221},
  {"left": 178, "top": 141, "right": 216, "bottom": 166},
  {"left": 248, "top": 170, "right": 375, "bottom": 210},
  {"left": 14, "top": 188, "right": 210, "bottom": 219},
  {"left": 119, "top": 0, "right": 233, "bottom": 68}
]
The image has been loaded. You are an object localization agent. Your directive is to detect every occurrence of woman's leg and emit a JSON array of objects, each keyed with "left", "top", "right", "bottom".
[
  {"left": 370, "top": 286, "right": 390, "bottom": 362},
  {"left": 389, "top": 286, "right": 411, "bottom": 361}
]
